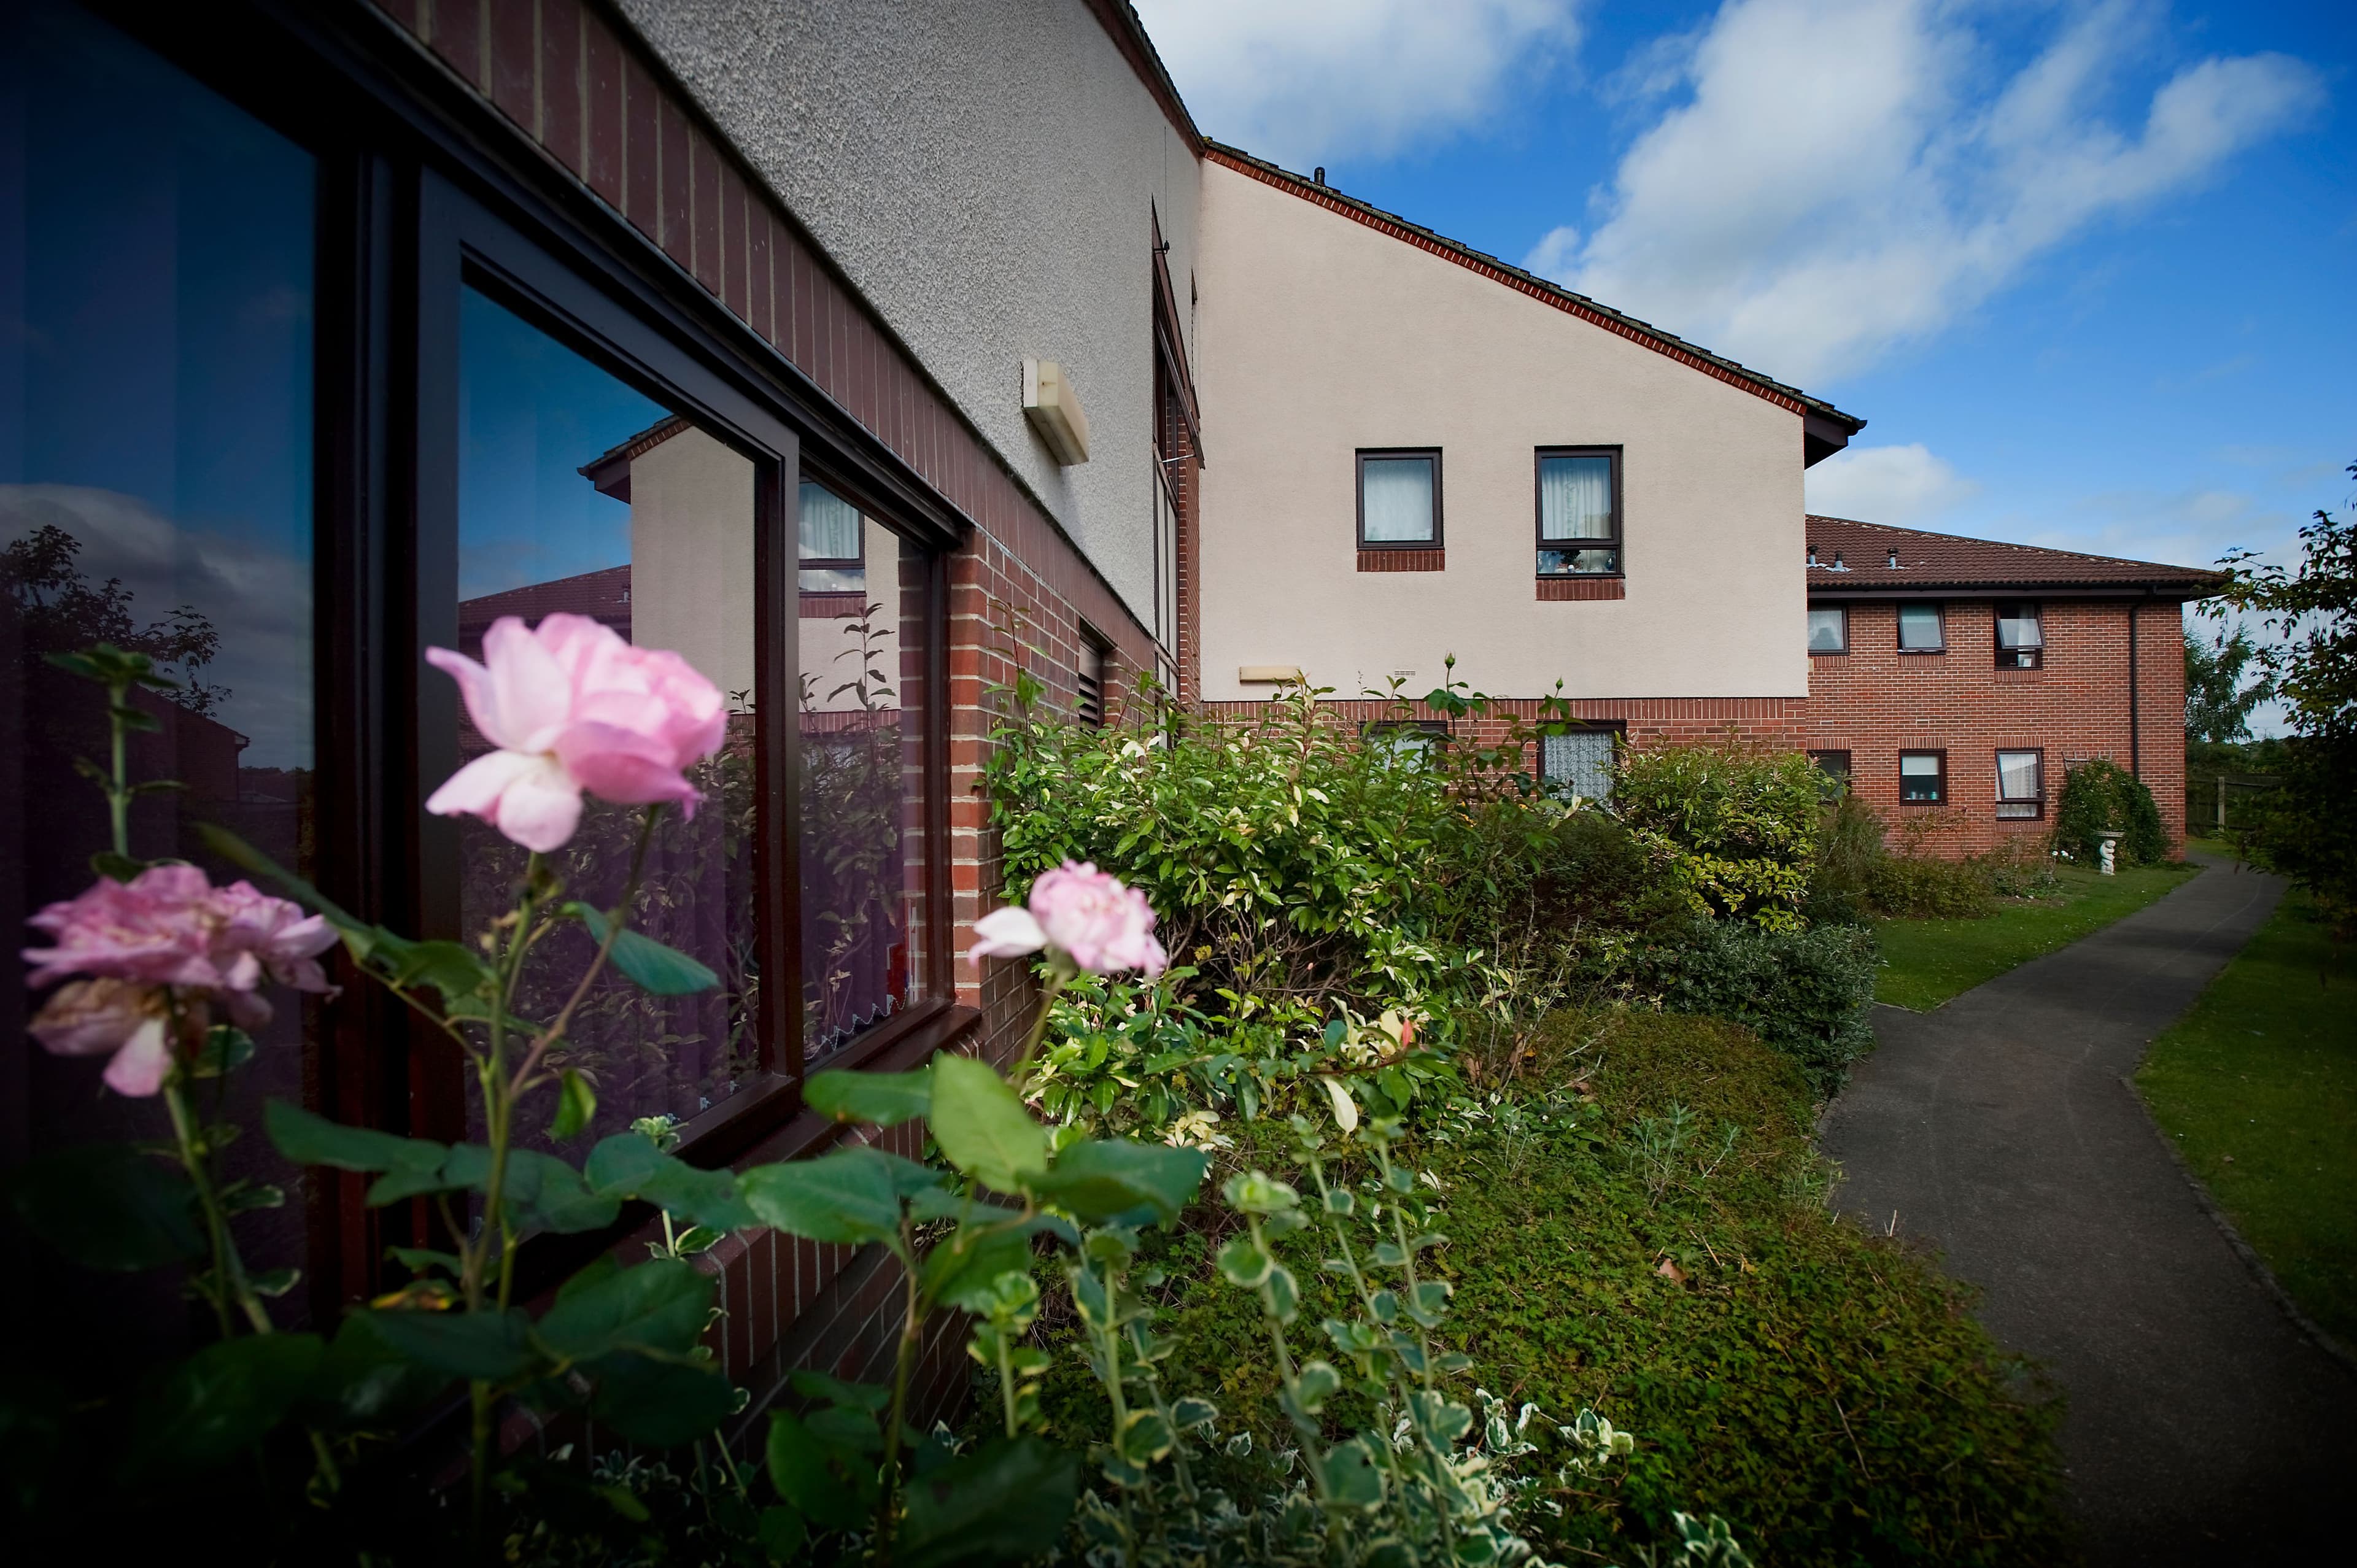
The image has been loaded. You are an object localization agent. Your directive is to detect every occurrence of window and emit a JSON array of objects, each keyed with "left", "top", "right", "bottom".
[
  {"left": 1996, "top": 750, "right": 2044, "bottom": 819},
  {"left": 797, "top": 479, "right": 865, "bottom": 592},
  {"left": 1076, "top": 631, "right": 1108, "bottom": 727},
  {"left": 1363, "top": 718, "right": 1447, "bottom": 767},
  {"left": 1900, "top": 751, "right": 1947, "bottom": 803},
  {"left": 2, "top": 0, "right": 320, "bottom": 1320},
  {"left": 1535, "top": 447, "right": 1620, "bottom": 576},
  {"left": 1995, "top": 601, "right": 2043, "bottom": 669},
  {"left": 1357, "top": 450, "right": 1440, "bottom": 547},
  {"left": 792, "top": 479, "right": 935, "bottom": 1063},
  {"left": 1808, "top": 606, "right": 1848, "bottom": 654},
  {"left": 1808, "top": 749, "right": 1852, "bottom": 785},
  {"left": 1898, "top": 603, "right": 1945, "bottom": 652},
  {"left": 1541, "top": 725, "right": 1621, "bottom": 800}
]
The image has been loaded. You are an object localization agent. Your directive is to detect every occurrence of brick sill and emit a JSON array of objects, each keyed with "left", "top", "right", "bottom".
[
  {"left": 1359, "top": 547, "right": 1445, "bottom": 572},
  {"left": 1536, "top": 576, "right": 1626, "bottom": 601}
]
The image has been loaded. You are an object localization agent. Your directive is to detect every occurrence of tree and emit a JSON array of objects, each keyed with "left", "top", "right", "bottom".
[
  {"left": 2205, "top": 462, "right": 2356, "bottom": 932},
  {"left": 0, "top": 523, "right": 227, "bottom": 715},
  {"left": 2183, "top": 625, "right": 2272, "bottom": 744}
]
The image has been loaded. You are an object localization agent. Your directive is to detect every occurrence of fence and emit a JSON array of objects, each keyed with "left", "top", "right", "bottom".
[{"left": 2185, "top": 772, "right": 2282, "bottom": 836}]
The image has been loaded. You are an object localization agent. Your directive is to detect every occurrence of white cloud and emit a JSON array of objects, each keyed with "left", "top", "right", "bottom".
[
  {"left": 1520, "top": 223, "right": 1582, "bottom": 282},
  {"left": 1132, "top": 0, "right": 1584, "bottom": 168},
  {"left": 1805, "top": 442, "right": 1980, "bottom": 525},
  {"left": 1558, "top": 0, "right": 2323, "bottom": 387}
]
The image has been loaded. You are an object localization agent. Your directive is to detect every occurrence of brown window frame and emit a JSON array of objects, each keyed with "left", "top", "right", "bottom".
[
  {"left": 1533, "top": 445, "right": 1624, "bottom": 579},
  {"left": 1994, "top": 601, "right": 2045, "bottom": 670},
  {"left": 1355, "top": 448, "right": 1444, "bottom": 551},
  {"left": 1808, "top": 604, "right": 1848, "bottom": 655},
  {"left": 1897, "top": 601, "right": 1947, "bottom": 654},
  {"left": 1899, "top": 749, "right": 1948, "bottom": 804},
  {"left": 1995, "top": 747, "right": 2045, "bottom": 819}
]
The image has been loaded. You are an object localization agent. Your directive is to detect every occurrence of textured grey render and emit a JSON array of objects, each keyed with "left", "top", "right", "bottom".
[{"left": 613, "top": 0, "right": 1200, "bottom": 631}]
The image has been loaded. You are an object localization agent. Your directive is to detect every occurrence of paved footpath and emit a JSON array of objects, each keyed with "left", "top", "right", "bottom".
[{"left": 1821, "top": 855, "right": 2355, "bottom": 1566}]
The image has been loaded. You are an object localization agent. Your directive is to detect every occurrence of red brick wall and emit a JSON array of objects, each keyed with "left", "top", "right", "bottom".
[{"left": 1802, "top": 598, "right": 2185, "bottom": 857}]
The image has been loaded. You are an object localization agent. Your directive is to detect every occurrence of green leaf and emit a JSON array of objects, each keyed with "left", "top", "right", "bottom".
[
  {"left": 219, "top": 1181, "right": 286, "bottom": 1215},
  {"left": 1216, "top": 1236, "right": 1272, "bottom": 1289},
  {"left": 387, "top": 939, "right": 495, "bottom": 1003},
  {"left": 920, "top": 1225, "right": 1032, "bottom": 1313},
  {"left": 125, "top": 1333, "right": 323, "bottom": 1479},
  {"left": 759, "top": 1506, "right": 807, "bottom": 1560},
  {"left": 1264, "top": 1263, "right": 1300, "bottom": 1324},
  {"left": 927, "top": 1055, "right": 1046, "bottom": 1192},
  {"left": 897, "top": 1437, "right": 1080, "bottom": 1568},
  {"left": 585, "top": 1351, "right": 735, "bottom": 1447},
  {"left": 568, "top": 903, "right": 719, "bottom": 995},
  {"left": 387, "top": 1246, "right": 462, "bottom": 1278},
  {"left": 249, "top": 1267, "right": 302, "bottom": 1297},
  {"left": 1291, "top": 1359, "right": 1341, "bottom": 1415},
  {"left": 803, "top": 1066, "right": 932, "bottom": 1126},
  {"left": 462, "top": 1147, "right": 621, "bottom": 1235},
  {"left": 789, "top": 1369, "right": 892, "bottom": 1411},
  {"left": 538, "top": 1257, "right": 714, "bottom": 1361},
  {"left": 1028, "top": 1140, "right": 1207, "bottom": 1226},
  {"left": 90, "top": 850, "right": 147, "bottom": 882},
  {"left": 306, "top": 1312, "right": 451, "bottom": 1426},
  {"left": 1321, "top": 1437, "right": 1385, "bottom": 1508},
  {"left": 1113, "top": 1408, "right": 1175, "bottom": 1466},
  {"left": 1172, "top": 1397, "right": 1218, "bottom": 1429},
  {"left": 765, "top": 1409, "right": 877, "bottom": 1532},
  {"left": 265, "top": 1100, "right": 447, "bottom": 1186},
  {"left": 671, "top": 1226, "right": 723, "bottom": 1256},
  {"left": 740, "top": 1146, "right": 931, "bottom": 1245},
  {"left": 551, "top": 1068, "right": 597, "bottom": 1141},
  {"left": 2, "top": 1143, "right": 201, "bottom": 1270},
  {"left": 183, "top": 1026, "right": 257, "bottom": 1078},
  {"left": 359, "top": 1307, "right": 534, "bottom": 1382},
  {"left": 583, "top": 1134, "right": 757, "bottom": 1232}
]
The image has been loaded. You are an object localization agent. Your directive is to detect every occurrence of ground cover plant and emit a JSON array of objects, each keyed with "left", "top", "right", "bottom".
[
  {"left": 1018, "top": 1011, "right": 2072, "bottom": 1567},
  {"left": 2137, "top": 887, "right": 2357, "bottom": 1348},
  {"left": 1871, "top": 862, "right": 2196, "bottom": 1011}
]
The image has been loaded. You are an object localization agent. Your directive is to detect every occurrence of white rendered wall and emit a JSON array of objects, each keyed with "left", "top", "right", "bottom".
[
  {"left": 613, "top": 0, "right": 1200, "bottom": 633},
  {"left": 1194, "top": 163, "right": 1809, "bottom": 705}
]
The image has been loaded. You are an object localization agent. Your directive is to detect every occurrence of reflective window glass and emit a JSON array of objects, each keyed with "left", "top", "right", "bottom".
[
  {"left": 2, "top": 0, "right": 317, "bottom": 1326},
  {"left": 457, "top": 287, "right": 759, "bottom": 1149},
  {"left": 1900, "top": 751, "right": 1946, "bottom": 802},
  {"left": 1898, "top": 603, "right": 1945, "bottom": 651},
  {"left": 798, "top": 479, "right": 931, "bottom": 1061},
  {"left": 1808, "top": 606, "right": 1848, "bottom": 653},
  {"left": 1360, "top": 456, "right": 1435, "bottom": 543}
]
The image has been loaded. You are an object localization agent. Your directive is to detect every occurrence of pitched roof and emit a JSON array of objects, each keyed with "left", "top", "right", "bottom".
[
  {"left": 1203, "top": 143, "right": 1865, "bottom": 450},
  {"left": 1804, "top": 514, "right": 2227, "bottom": 597}
]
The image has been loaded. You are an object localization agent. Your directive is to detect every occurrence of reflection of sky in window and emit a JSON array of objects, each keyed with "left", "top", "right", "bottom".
[
  {"left": 459, "top": 288, "right": 668, "bottom": 603},
  {"left": 0, "top": 0, "right": 315, "bottom": 767}
]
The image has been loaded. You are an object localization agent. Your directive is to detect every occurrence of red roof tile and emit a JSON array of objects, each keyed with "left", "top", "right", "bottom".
[{"left": 1804, "top": 515, "right": 2226, "bottom": 597}]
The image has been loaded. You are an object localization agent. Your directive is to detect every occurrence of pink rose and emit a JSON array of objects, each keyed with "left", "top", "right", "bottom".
[
  {"left": 424, "top": 613, "right": 727, "bottom": 852},
  {"left": 28, "top": 978, "right": 174, "bottom": 1097},
  {"left": 968, "top": 860, "right": 1166, "bottom": 976},
  {"left": 209, "top": 879, "right": 337, "bottom": 997},
  {"left": 25, "top": 865, "right": 226, "bottom": 989}
]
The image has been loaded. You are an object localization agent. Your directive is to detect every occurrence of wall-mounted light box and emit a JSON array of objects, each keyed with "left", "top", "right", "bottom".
[{"left": 1023, "top": 358, "right": 1089, "bottom": 465}]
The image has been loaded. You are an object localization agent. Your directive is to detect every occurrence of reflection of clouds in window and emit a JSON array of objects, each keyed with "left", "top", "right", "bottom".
[{"left": 1, "top": 485, "right": 313, "bottom": 767}]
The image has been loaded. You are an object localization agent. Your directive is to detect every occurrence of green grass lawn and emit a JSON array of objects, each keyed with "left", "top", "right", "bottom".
[
  {"left": 2137, "top": 889, "right": 2357, "bottom": 1346},
  {"left": 1873, "top": 861, "right": 2199, "bottom": 1010}
]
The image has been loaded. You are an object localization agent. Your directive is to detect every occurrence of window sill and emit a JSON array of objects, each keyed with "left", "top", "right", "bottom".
[
  {"left": 1898, "top": 798, "right": 1948, "bottom": 807},
  {"left": 1808, "top": 648, "right": 1848, "bottom": 657},
  {"left": 1536, "top": 577, "right": 1625, "bottom": 601},
  {"left": 1358, "top": 547, "right": 1445, "bottom": 572},
  {"left": 1898, "top": 648, "right": 1946, "bottom": 656}
]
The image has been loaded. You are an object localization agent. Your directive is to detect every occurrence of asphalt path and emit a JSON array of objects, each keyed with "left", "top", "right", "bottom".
[{"left": 1820, "top": 854, "right": 2354, "bottom": 1565}]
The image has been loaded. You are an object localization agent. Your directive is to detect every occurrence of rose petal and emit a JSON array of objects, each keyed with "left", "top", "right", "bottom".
[
  {"left": 491, "top": 759, "right": 587, "bottom": 852},
  {"left": 102, "top": 1016, "right": 174, "bottom": 1097},
  {"left": 968, "top": 906, "right": 1048, "bottom": 962},
  {"left": 479, "top": 616, "right": 577, "bottom": 753}
]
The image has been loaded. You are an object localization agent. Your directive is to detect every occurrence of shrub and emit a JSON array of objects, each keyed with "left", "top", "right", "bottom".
[
  {"left": 1803, "top": 790, "right": 1887, "bottom": 925},
  {"left": 2243, "top": 734, "right": 2357, "bottom": 936},
  {"left": 1865, "top": 854, "right": 1997, "bottom": 919},
  {"left": 1614, "top": 740, "right": 1823, "bottom": 930},
  {"left": 1617, "top": 921, "right": 1879, "bottom": 1097},
  {"left": 2052, "top": 757, "right": 2167, "bottom": 867}
]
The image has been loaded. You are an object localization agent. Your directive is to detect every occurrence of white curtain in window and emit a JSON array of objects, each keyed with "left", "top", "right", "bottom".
[
  {"left": 799, "top": 479, "right": 864, "bottom": 560},
  {"left": 1544, "top": 730, "right": 1616, "bottom": 800},
  {"left": 1997, "top": 751, "right": 2041, "bottom": 800},
  {"left": 1360, "top": 457, "right": 1435, "bottom": 542},
  {"left": 1808, "top": 608, "right": 1846, "bottom": 652},
  {"left": 1539, "top": 455, "right": 1613, "bottom": 540}
]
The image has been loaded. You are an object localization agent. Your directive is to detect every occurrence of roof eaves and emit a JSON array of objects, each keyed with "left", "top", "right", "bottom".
[
  {"left": 1086, "top": 1, "right": 1204, "bottom": 153},
  {"left": 1206, "top": 141, "right": 1865, "bottom": 434}
]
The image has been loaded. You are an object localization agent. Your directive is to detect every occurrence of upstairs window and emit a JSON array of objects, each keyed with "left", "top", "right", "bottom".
[
  {"left": 1900, "top": 749, "right": 1947, "bottom": 803},
  {"left": 1542, "top": 725, "right": 1620, "bottom": 800},
  {"left": 1536, "top": 448, "right": 1620, "bottom": 576},
  {"left": 1996, "top": 749, "right": 2044, "bottom": 819},
  {"left": 1995, "top": 601, "right": 2043, "bottom": 669},
  {"left": 1808, "top": 606, "right": 1848, "bottom": 654},
  {"left": 798, "top": 479, "right": 866, "bottom": 592},
  {"left": 1898, "top": 603, "right": 1945, "bottom": 652},
  {"left": 1357, "top": 450, "right": 1440, "bottom": 547}
]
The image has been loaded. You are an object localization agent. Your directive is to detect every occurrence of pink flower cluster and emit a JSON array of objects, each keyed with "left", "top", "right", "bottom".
[
  {"left": 425, "top": 613, "right": 727, "bottom": 853},
  {"left": 969, "top": 860, "right": 1166, "bottom": 976},
  {"left": 21, "top": 865, "right": 338, "bottom": 1097}
]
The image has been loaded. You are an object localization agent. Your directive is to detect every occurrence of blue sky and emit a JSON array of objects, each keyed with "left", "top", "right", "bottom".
[{"left": 1137, "top": 0, "right": 2355, "bottom": 730}]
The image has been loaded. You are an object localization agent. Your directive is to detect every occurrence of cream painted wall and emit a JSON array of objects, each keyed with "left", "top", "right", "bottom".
[
  {"left": 631, "top": 426, "right": 756, "bottom": 700},
  {"left": 1194, "top": 164, "right": 1809, "bottom": 705},
  {"left": 800, "top": 518, "right": 905, "bottom": 715}
]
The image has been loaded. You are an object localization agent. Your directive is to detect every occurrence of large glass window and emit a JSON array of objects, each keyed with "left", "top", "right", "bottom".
[
  {"left": 1900, "top": 750, "right": 1947, "bottom": 803},
  {"left": 2, "top": 0, "right": 317, "bottom": 1321},
  {"left": 1898, "top": 603, "right": 1946, "bottom": 652},
  {"left": 798, "top": 478, "right": 931, "bottom": 1062},
  {"left": 1357, "top": 451, "right": 1439, "bottom": 546},
  {"left": 1808, "top": 606, "right": 1848, "bottom": 654},
  {"left": 457, "top": 287, "right": 759, "bottom": 1149},
  {"left": 1996, "top": 750, "right": 2043, "bottom": 819},
  {"left": 1995, "top": 601, "right": 2043, "bottom": 669},
  {"left": 1536, "top": 449, "right": 1620, "bottom": 576}
]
